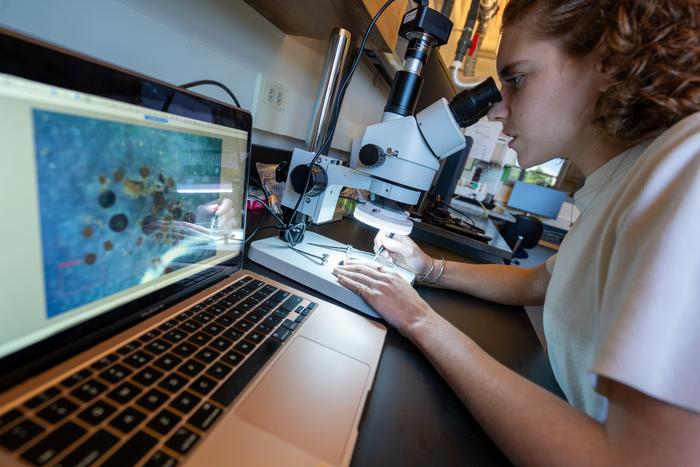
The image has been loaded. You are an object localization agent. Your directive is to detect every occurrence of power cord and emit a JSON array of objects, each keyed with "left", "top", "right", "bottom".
[
  {"left": 244, "top": 194, "right": 312, "bottom": 245},
  {"left": 281, "top": 0, "right": 399, "bottom": 247},
  {"left": 423, "top": 194, "right": 486, "bottom": 234},
  {"left": 178, "top": 80, "right": 241, "bottom": 108},
  {"left": 161, "top": 79, "right": 241, "bottom": 112}
]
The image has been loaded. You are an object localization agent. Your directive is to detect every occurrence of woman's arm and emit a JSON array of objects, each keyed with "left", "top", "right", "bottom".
[
  {"left": 430, "top": 260, "right": 551, "bottom": 306},
  {"left": 411, "top": 314, "right": 700, "bottom": 467},
  {"left": 334, "top": 262, "right": 700, "bottom": 467},
  {"left": 373, "top": 232, "right": 551, "bottom": 306}
]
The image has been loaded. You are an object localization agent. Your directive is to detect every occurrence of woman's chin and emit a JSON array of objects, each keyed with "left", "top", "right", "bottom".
[{"left": 516, "top": 151, "right": 558, "bottom": 170}]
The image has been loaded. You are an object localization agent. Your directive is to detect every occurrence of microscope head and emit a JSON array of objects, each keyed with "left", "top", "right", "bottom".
[
  {"left": 349, "top": 77, "right": 501, "bottom": 234},
  {"left": 280, "top": 2, "right": 501, "bottom": 237}
]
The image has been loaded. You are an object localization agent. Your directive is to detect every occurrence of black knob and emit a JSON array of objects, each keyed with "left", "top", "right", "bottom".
[
  {"left": 289, "top": 163, "right": 327, "bottom": 197},
  {"left": 275, "top": 160, "right": 289, "bottom": 183},
  {"left": 359, "top": 144, "right": 387, "bottom": 167}
]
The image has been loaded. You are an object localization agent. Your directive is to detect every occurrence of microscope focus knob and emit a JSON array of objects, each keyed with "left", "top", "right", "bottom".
[
  {"left": 289, "top": 163, "right": 327, "bottom": 197},
  {"left": 359, "top": 144, "right": 387, "bottom": 167}
]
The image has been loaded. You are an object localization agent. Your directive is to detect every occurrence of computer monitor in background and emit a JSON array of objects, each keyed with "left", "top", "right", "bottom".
[{"left": 507, "top": 181, "right": 567, "bottom": 219}]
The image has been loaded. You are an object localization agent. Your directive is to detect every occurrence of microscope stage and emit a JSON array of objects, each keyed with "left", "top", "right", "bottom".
[{"left": 248, "top": 231, "right": 415, "bottom": 318}]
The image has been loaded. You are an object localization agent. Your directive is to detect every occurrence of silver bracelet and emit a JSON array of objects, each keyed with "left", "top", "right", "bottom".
[
  {"left": 416, "top": 257, "right": 435, "bottom": 282},
  {"left": 426, "top": 257, "right": 445, "bottom": 285}
]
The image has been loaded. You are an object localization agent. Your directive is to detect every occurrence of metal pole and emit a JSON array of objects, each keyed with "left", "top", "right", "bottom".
[{"left": 306, "top": 27, "right": 351, "bottom": 154}]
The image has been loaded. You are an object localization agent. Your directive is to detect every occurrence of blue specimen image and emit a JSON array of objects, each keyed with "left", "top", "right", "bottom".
[{"left": 33, "top": 109, "right": 223, "bottom": 318}]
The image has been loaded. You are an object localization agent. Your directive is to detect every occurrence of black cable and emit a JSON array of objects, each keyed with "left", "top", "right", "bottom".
[
  {"left": 437, "top": 198, "right": 475, "bottom": 225},
  {"left": 437, "top": 198, "right": 488, "bottom": 233},
  {"left": 422, "top": 194, "right": 486, "bottom": 234},
  {"left": 179, "top": 79, "right": 241, "bottom": 108},
  {"left": 441, "top": 0, "right": 455, "bottom": 16},
  {"left": 339, "top": 195, "right": 365, "bottom": 203},
  {"left": 454, "top": 0, "right": 480, "bottom": 63},
  {"left": 283, "top": 0, "right": 398, "bottom": 246},
  {"left": 246, "top": 193, "right": 309, "bottom": 246},
  {"left": 248, "top": 194, "right": 284, "bottom": 226},
  {"left": 244, "top": 225, "right": 280, "bottom": 245},
  {"left": 249, "top": 178, "right": 271, "bottom": 206}
]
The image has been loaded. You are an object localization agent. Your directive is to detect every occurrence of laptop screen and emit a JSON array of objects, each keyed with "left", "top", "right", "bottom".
[{"left": 0, "top": 29, "right": 252, "bottom": 380}]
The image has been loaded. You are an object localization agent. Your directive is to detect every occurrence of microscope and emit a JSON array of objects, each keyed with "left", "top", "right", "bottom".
[{"left": 249, "top": 2, "right": 501, "bottom": 317}]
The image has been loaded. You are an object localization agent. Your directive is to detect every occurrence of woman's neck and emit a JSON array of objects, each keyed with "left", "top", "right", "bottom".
[{"left": 571, "top": 131, "right": 633, "bottom": 177}]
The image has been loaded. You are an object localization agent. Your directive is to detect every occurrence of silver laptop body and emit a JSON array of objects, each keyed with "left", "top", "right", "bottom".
[{"left": 0, "top": 28, "right": 385, "bottom": 467}]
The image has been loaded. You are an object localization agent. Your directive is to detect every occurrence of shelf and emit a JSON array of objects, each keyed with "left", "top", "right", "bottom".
[{"left": 244, "top": 0, "right": 409, "bottom": 52}]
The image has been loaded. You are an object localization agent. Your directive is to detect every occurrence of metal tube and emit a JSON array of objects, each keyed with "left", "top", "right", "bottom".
[{"left": 306, "top": 28, "right": 351, "bottom": 154}]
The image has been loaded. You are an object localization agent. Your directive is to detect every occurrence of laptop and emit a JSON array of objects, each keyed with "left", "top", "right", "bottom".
[{"left": 0, "top": 28, "right": 386, "bottom": 467}]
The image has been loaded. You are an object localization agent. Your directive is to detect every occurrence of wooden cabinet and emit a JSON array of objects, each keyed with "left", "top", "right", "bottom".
[{"left": 244, "top": 0, "right": 409, "bottom": 52}]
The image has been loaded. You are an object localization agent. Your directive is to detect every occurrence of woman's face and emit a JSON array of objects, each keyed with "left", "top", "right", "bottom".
[{"left": 487, "top": 14, "right": 607, "bottom": 169}]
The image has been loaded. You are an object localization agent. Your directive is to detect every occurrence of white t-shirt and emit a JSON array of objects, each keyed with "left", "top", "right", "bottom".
[{"left": 543, "top": 111, "right": 700, "bottom": 421}]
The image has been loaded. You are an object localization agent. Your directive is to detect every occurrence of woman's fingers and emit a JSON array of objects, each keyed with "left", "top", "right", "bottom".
[
  {"left": 379, "top": 235, "right": 412, "bottom": 257},
  {"left": 333, "top": 266, "right": 382, "bottom": 287},
  {"left": 335, "top": 271, "right": 363, "bottom": 290},
  {"left": 215, "top": 197, "right": 233, "bottom": 216},
  {"left": 147, "top": 219, "right": 210, "bottom": 236},
  {"left": 336, "top": 260, "right": 391, "bottom": 281},
  {"left": 216, "top": 208, "right": 235, "bottom": 231}
]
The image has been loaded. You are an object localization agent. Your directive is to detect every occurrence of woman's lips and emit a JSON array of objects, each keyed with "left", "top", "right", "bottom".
[{"left": 507, "top": 136, "right": 517, "bottom": 148}]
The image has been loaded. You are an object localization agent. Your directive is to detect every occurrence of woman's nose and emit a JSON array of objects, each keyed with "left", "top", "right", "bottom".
[{"left": 487, "top": 99, "right": 509, "bottom": 122}]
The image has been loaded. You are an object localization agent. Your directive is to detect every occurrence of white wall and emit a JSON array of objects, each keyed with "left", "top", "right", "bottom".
[{"left": 0, "top": 0, "right": 390, "bottom": 154}]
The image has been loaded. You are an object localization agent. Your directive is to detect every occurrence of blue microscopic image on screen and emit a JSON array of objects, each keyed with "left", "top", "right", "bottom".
[{"left": 33, "top": 109, "right": 223, "bottom": 318}]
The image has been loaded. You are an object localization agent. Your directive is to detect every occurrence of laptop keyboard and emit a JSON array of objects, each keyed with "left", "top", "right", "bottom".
[{"left": 0, "top": 275, "right": 318, "bottom": 466}]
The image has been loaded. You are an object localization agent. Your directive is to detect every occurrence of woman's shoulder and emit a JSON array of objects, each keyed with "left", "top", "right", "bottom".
[
  {"left": 610, "top": 112, "right": 700, "bottom": 231},
  {"left": 641, "top": 111, "right": 700, "bottom": 165}
]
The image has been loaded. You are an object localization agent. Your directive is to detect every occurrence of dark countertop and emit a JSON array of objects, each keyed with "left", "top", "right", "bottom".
[{"left": 244, "top": 212, "right": 563, "bottom": 467}]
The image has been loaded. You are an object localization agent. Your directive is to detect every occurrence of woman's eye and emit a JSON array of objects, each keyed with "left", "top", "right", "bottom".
[{"left": 506, "top": 75, "right": 523, "bottom": 88}]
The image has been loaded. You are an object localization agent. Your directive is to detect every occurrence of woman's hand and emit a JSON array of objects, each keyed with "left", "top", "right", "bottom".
[
  {"left": 374, "top": 231, "right": 432, "bottom": 277},
  {"left": 333, "top": 258, "right": 435, "bottom": 337}
]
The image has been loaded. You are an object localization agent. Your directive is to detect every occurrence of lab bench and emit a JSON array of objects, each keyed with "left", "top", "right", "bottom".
[{"left": 244, "top": 211, "right": 564, "bottom": 467}]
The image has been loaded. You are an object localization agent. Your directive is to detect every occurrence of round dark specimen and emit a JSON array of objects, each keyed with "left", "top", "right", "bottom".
[
  {"left": 172, "top": 207, "right": 182, "bottom": 220},
  {"left": 140, "top": 166, "right": 150, "bottom": 177},
  {"left": 183, "top": 211, "right": 196, "bottom": 224},
  {"left": 141, "top": 215, "right": 157, "bottom": 235},
  {"left": 113, "top": 169, "right": 124, "bottom": 182},
  {"left": 84, "top": 253, "right": 97, "bottom": 265},
  {"left": 104, "top": 240, "right": 113, "bottom": 251},
  {"left": 98, "top": 175, "right": 107, "bottom": 184},
  {"left": 109, "top": 213, "right": 129, "bottom": 233},
  {"left": 82, "top": 226, "right": 94, "bottom": 238},
  {"left": 98, "top": 190, "right": 116, "bottom": 208},
  {"left": 153, "top": 191, "right": 165, "bottom": 208}
]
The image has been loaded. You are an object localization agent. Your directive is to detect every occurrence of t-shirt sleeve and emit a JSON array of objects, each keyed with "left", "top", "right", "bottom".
[{"left": 592, "top": 123, "right": 700, "bottom": 414}]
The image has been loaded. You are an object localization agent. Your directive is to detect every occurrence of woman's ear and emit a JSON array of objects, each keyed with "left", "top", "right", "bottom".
[{"left": 590, "top": 39, "right": 610, "bottom": 91}]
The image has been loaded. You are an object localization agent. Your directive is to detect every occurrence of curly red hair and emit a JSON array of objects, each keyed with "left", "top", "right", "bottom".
[{"left": 503, "top": 0, "right": 700, "bottom": 143}]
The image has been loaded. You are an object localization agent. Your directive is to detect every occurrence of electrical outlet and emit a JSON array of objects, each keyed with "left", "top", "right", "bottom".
[{"left": 259, "top": 78, "right": 288, "bottom": 110}]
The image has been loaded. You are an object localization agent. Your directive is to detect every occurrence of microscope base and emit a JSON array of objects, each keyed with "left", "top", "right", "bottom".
[{"left": 248, "top": 231, "right": 415, "bottom": 319}]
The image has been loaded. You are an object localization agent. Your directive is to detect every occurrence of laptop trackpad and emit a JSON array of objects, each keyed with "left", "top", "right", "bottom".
[{"left": 235, "top": 336, "right": 370, "bottom": 465}]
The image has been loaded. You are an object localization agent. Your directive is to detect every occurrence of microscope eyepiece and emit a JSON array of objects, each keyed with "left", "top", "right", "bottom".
[{"left": 449, "top": 77, "right": 501, "bottom": 128}]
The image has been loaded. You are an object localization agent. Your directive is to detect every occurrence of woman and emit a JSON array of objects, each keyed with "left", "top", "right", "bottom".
[{"left": 334, "top": 0, "right": 700, "bottom": 465}]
